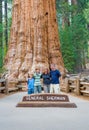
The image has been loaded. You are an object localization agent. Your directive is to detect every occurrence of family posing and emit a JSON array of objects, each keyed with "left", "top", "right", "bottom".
[{"left": 27, "top": 64, "right": 61, "bottom": 94}]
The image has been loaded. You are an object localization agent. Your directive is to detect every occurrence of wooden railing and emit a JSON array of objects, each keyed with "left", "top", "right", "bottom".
[
  {"left": 61, "top": 77, "right": 89, "bottom": 96},
  {"left": 0, "top": 79, "right": 8, "bottom": 94},
  {"left": 0, "top": 78, "right": 27, "bottom": 94},
  {"left": 1, "top": 76, "right": 89, "bottom": 96}
]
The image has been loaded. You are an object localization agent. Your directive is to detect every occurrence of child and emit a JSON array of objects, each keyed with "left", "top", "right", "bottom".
[
  {"left": 41, "top": 68, "right": 50, "bottom": 93},
  {"left": 34, "top": 67, "right": 42, "bottom": 93},
  {"left": 27, "top": 72, "right": 34, "bottom": 94}
]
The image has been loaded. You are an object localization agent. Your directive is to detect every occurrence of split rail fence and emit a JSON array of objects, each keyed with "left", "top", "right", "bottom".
[{"left": 61, "top": 75, "right": 89, "bottom": 96}]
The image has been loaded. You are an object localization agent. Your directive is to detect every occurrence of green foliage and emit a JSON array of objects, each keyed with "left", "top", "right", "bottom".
[
  {"left": 0, "top": 23, "right": 3, "bottom": 33},
  {"left": 0, "top": 67, "right": 6, "bottom": 74},
  {"left": 59, "top": 26, "right": 75, "bottom": 72},
  {"left": 0, "top": 67, "right": 7, "bottom": 78},
  {"left": 83, "top": 2, "right": 89, "bottom": 23},
  {"left": 0, "top": 0, "right": 89, "bottom": 73},
  {"left": 0, "top": 47, "right": 3, "bottom": 68},
  {"left": 56, "top": 0, "right": 89, "bottom": 73},
  {"left": 71, "top": 14, "right": 88, "bottom": 72},
  {"left": 0, "top": 0, "right": 12, "bottom": 68}
]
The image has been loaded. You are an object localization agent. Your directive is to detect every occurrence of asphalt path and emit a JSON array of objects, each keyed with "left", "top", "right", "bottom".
[{"left": 0, "top": 92, "right": 89, "bottom": 130}]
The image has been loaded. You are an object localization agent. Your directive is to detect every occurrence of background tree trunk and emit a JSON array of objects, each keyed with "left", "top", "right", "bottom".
[
  {"left": 4, "top": 0, "right": 8, "bottom": 51},
  {"left": 5, "top": 0, "right": 65, "bottom": 81},
  {"left": 0, "top": 0, "right": 3, "bottom": 68},
  {"left": 71, "top": 0, "right": 77, "bottom": 4}
]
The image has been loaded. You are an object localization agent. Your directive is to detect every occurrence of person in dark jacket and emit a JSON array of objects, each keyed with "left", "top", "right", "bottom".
[
  {"left": 41, "top": 68, "right": 50, "bottom": 93},
  {"left": 50, "top": 64, "right": 61, "bottom": 93}
]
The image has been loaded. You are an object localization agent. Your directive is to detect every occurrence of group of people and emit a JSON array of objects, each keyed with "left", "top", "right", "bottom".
[{"left": 27, "top": 64, "right": 61, "bottom": 94}]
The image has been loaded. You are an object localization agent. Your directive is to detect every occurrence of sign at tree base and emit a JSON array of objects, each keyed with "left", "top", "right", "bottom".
[{"left": 16, "top": 93, "right": 77, "bottom": 108}]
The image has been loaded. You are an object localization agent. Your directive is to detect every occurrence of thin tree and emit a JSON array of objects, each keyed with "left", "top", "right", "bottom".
[
  {"left": 4, "top": 0, "right": 8, "bottom": 51},
  {"left": 0, "top": 0, "right": 3, "bottom": 68}
]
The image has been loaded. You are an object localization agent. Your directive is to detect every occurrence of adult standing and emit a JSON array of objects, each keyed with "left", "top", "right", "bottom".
[
  {"left": 41, "top": 68, "right": 50, "bottom": 93},
  {"left": 50, "top": 64, "right": 61, "bottom": 93}
]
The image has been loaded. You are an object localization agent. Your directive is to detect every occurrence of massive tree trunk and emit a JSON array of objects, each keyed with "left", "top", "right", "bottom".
[{"left": 5, "top": 0, "right": 65, "bottom": 81}]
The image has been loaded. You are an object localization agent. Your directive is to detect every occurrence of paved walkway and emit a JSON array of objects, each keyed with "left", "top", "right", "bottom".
[{"left": 0, "top": 92, "right": 89, "bottom": 130}]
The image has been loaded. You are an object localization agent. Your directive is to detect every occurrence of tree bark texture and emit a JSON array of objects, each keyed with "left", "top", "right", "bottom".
[{"left": 5, "top": 0, "right": 65, "bottom": 81}]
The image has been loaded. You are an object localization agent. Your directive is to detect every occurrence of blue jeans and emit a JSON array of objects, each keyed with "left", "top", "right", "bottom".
[
  {"left": 28, "top": 89, "right": 34, "bottom": 94},
  {"left": 34, "top": 85, "right": 42, "bottom": 93}
]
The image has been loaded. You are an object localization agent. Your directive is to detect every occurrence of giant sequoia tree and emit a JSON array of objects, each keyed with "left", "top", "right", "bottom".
[{"left": 5, "top": 0, "right": 65, "bottom": 80}]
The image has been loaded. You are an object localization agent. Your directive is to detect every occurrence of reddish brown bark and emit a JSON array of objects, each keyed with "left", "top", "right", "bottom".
[{"left": 5, "top": 0, "right": 65, "bottom": 81}]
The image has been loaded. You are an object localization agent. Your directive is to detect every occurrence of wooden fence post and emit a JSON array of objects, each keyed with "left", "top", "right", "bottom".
[
  {"left": 65, "top": 78, "right": 69, "bottom": 93},
  {"left": 76, "top": 78, "right": 80, "bottom": 95},
  {"left": 5, "top": 79, "right": 9, "bottom": 94}
]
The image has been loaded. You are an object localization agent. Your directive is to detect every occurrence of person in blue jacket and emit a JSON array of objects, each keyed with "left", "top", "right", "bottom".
[
  {"left": 50, "top": 64, "right": 61, "bottom": 93},
  {"left": 27, "top": 72, "right": 34, "bottom": 94}
]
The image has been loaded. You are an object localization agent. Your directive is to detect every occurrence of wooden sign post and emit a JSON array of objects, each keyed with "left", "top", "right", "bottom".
[{"left": 16, "top": 93, "right": 77, "bottom": 108}]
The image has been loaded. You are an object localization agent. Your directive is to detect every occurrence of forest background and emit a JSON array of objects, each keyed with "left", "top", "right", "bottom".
[{"left": 0, "top": 0, "right": 89, "bottom": 74}]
